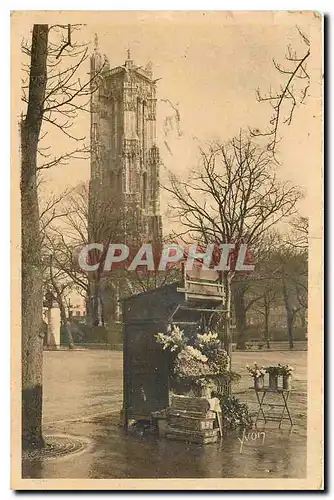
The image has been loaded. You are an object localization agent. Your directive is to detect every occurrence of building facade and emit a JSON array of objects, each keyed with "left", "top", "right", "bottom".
[{"left": 89, "top": 37, "right": 162, "bottom": 244}]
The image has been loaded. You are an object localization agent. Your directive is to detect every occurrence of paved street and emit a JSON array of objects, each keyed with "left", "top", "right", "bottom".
[{"left": 23, "top": 349, "right": 307, "bottom": 479}]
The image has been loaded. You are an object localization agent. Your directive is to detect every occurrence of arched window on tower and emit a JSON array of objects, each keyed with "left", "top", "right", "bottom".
[
  {"left": 116, "top": 169, "right": 122, "bottom": 192},
  {"left": 110, "top": 98, "right": 115, "bottom": 151},
  {"left": 114, "top": 100, "right": 118, "bottom": 149},
  {"left": 109, "top": 170, "right": 115, "bottom": 190},
  {"left": 125, "top": 158, "right": 131, "bottom": 193},
  {"left": 136, "top": 97, "right": 141, "bottom": 138},
  {"left": 142, "top": 172, "right": 147, "bottom": 209},
  {"left": 142, "top": 101, "right": 146, "bottom": 153}
]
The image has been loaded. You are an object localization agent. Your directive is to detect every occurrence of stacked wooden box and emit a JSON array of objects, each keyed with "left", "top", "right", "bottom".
[{"left": 165, "top": 395, "right": 220, "bottom": 444}]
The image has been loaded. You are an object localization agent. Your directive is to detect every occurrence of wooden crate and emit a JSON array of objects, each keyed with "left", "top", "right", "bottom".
[
  {"left": 166, "top": 427, "right": 219, "bottom": 444},
  {"left": 171, "top": 395, "right": 211, "bottom": 414},
  {"left": 167, "top": 408, "right": 216, "bottom": 420},
  {"left": 169, "top": 415, "right": 214, "bottom": 431}
]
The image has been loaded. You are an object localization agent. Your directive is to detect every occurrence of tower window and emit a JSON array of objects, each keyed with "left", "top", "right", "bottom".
[
  {"left": 114, "top": 100, "right": 118, "bottom": 149},
  {"left": 136, "top": 97, "right": 141, "bottom": 137},
  {"left": 92, "top": 123, "right": 98, "bottom": 142},
  {"left": 111, "top": 99, "right": 115, "bottom": 149},
  {"left": 142, "top": 172, "right": 147, "bottom": 208},
  {"left": 142, "top": 101, "right": 146, "bottom": 151},
  {"left": 125, "top": 160, "right": 131, "bottom": 193},
  {"left": 109, "top": 170, "right": 115, "bottom": 188}
]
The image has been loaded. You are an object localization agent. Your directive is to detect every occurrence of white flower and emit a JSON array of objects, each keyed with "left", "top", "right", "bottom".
[
  {"left": 184, "top": 345, "right": 208, "bottom": 362},
  {"left": 196, "top": 332, "right": 219, "bottom": 345}
]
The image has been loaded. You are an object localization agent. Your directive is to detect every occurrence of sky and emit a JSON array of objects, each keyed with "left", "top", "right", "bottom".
[{"left": 14, "top": 11, "right": 322, "bottom": 236}]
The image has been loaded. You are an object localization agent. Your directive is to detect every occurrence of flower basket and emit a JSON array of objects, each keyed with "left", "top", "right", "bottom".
[
  {"left": 155, "top": 327, "right": 235, "bottom": 399},
  {"left": 170, "top": 375, "right": 214, "bottom": 398},
  {"left": 265, "top": 365, "right": 284, "bottom": 391},
  {"left": 246, "top": 363, "right": 266, "bottom": 389},
  {"left": 254, "top": 375, "right": 264, "bottom": 391},
  {"left": 268, "top": 372, "right": 279, "bottom": 390},
  {"left": 282, "top": 374, "right": 292, "bottom": 391},
  {"left": 280, "top": 365, "right": 293, "bottom": 390}
]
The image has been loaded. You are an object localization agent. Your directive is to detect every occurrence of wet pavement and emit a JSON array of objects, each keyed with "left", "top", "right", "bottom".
[{"left": 22, "top": 349, "right": 307, "bottom": 479}]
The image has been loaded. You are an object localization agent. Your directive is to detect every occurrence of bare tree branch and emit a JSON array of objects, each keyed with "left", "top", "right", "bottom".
[{"left": 250, "top": 27, "right": 310, "bottom": 160}]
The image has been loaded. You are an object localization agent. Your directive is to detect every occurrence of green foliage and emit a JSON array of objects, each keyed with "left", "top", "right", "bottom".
[{"left": 215, "top": 395, "right": 253, "bottom": 431}]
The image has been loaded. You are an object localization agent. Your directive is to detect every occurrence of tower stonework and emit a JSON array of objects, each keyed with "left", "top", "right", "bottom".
[{"left": 89, "top": 39, "right": 162, "bottom": 245}]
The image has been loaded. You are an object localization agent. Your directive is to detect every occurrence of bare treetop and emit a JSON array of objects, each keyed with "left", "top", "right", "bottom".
[
  {"left": 250, "top": 27, "right": 310, "bottom": 160},
  {"left": 166, "top": 132, "right": 303, "bottom": 247}
]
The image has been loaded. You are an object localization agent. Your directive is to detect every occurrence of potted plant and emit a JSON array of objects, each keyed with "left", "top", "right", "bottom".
[
  {"left": 280, "top": 364, "right": 294, "bottom": 390},
  {"left": 265, "top": 365, "right": 282, "bottom": 391},
  {"left": 246, "top": 363, "right": 266, "bottom": 390}
]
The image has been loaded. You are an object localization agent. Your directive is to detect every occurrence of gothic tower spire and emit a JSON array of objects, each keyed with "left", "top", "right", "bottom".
[
  {"left": 90, "top": 33, "right": 102, "bottom": 74},
  {"left": 94, "top": 32, "right": 99, "bottom": 52}
]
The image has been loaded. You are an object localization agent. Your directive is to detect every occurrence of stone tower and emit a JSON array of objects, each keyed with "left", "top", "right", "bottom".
[
  {"left": 89, "top": 36, "right": 162, "bottom": 245},
  {"left": 88, "top": 36, "right": 162, "bottom": 325}
]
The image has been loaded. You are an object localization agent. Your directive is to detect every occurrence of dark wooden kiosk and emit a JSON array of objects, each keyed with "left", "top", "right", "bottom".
[{"left": 121, "top": 266, "right": 228, "bottom": 426}]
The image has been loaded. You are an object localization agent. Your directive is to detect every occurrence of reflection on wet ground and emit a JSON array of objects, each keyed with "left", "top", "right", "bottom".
[{"left": 23, "top": 350, "right": 307, "bottom": 479}]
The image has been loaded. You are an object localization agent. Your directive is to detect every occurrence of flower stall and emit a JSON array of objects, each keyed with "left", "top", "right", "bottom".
[{"left": 120, "top": 267, "right": 230, "bottom": 427}]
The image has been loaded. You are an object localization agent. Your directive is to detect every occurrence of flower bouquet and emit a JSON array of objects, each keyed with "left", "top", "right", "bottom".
[
  {"left": 155, "top": 327, "right": 234, "bottom": 397},
  {"left": 279, "top": 364, "right": 294, "bottom": 390},
  {"left": 246, "top": 363, "right": 266, "bottom": 390},
  {"left": 265, "top": 365, "right": 282, "bottom": 390}
]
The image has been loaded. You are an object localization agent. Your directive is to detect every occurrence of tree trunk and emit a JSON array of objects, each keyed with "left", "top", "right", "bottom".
[
  {"left": 282, "top": 278, "right": 294, "bottom": 349},
  {"left": 233, "top": 282, "right": 247, "bottom": 350},
  {"left": 222, "top": 273, "right": 232, "bottom": 356},
  {"left": 58, "top": 295, "right": 74, "bottom": 348},
  {"left": 49, "top": 263, "right": 75, "bottom": 349},
  {"left": 21, "top": 24, "right": 48, "bottom": 450},
  {"left": 60, "top": 306, "right": 75, "bottom": 349},
  {"left": 89, "top": 277, "right": 100, "bottom": 326},
  {"left": 287, "top": 313, "right": 294, "bottom": 349},
  {"left": 264, "top": 299, "right": 270, "bottom": 349}
]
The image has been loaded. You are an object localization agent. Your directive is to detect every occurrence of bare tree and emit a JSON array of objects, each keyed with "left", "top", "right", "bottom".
[
  {"left": 166, "top": 132, "right": 303, "bottom": 350},
  {"left": 43, "top": 183, "right": 112, "bottom": 326},
  {"left": 286, "top": 216, "right": 309, "bottom": 250},
  {"left": 230, "top": 232, "right": 280, "bottom": 348},
  {"left": 21, "top": 25, "right": 48, "bottom": 450},
  {"left": 44, "top": 183, "right": 181, "bottom": 325},
  {"left": 248, "top": 276, "right": 279, "bottom": 349},
  {"left": 250, "top": 27, "right": 310, "bottom": 160},
  {"left": 242, "top": 223, "right": 308, "bottom": 349},
  {"left": 44, "top": 254, "right": 75, "bottom": 348},
  {"left": 21, "top": 24, "right": 104, "bottom": 450}
]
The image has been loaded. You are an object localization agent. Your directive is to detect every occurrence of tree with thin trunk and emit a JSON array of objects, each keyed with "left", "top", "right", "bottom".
[
  {"left": 166, "top": 132, "right": 303, "bottom": 350},
  {"left": 21, "top": 24, "right": 48, "bottom": 450},
  {"left": 274, "top": 225, "right": 308, "bottom": 349},
  {"left": 21, "top": 24, "right": 104, "bottom": 450},
  {"left": 249, "top": 278, "right": 278, "bottom": 348},
  {"left": 44, "top": 183, "right": 181, "bottom": 324}
]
